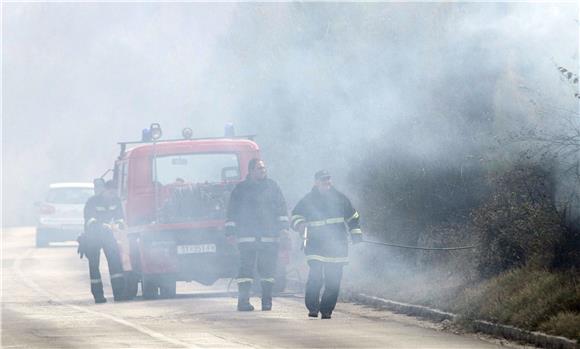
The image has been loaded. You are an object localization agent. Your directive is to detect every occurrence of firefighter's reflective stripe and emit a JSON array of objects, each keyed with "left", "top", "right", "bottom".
[
  {"left": 110, "top": 273, "right": 124, "bottom": 279},
  {"left": 306, "top": 255, "right": 349, "bottom": 263},
  {"left": 238, "top": 237, "right": 279, "bottom": 243},
  {"left": 347, "top": 211, "right": 360, "bottom": 223},
  {"left": 350, "top": 228, "right": 363, "bottom": 235},
  {"left": 96, "top": 206, "right": 107, "bottom": 212},
  {"left": 261, "top": 278, "right": 275, "bottom": 283},
  {"left": 90, "top": 278, "right": 102, "bottom": 284},
  {"left": 307, "top": 217, "right": 345, "bottom": 227},
  {"left": 236, "top": 278, "right": 253, "bottom": 284},
  {"left": 86, "top": 218, "right": 98, "bottom": 226},
  {"left": 278, "top": 215, "right": 289, "bottom": 222},
  {"left": 291, "top": 215, "right": 306, "bottom": 227},
  {"left": 225, "top": 221, "right": 236, "bottom": 227},
  {"left": 109, "top": 205, "right": 117, "bottom": 210},
  {"left": 114, "top": 218, "right": 125, "bottom": 224}
]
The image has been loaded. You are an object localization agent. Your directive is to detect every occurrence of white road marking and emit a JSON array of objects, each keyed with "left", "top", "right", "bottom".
[{"left": 13, "top": 248, "right": 201, "bottom": 349}]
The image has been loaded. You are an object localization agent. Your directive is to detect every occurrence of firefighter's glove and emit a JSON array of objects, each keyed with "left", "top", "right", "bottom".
[
  {"left": 351, "top": 234, "right": 363, "bottom": 245},
  {"left": 77, "top": 234, "right": 88, "bottom": 259},
  {"left": 225, "top": 221, "right": 236, "bottom": 238},
  {"left": 226, "top": 235, "right": 237, "bottom": 245},
  {"left": 295, "top": 223, "right": 306, "bottom": 237}
]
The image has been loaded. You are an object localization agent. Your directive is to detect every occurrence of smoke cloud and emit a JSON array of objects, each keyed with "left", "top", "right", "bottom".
[{"left": 3, "top": 2, "right": 578, "bottom": 230}]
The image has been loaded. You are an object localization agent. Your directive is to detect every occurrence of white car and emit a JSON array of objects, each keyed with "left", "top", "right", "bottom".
[{"left": 35, "top": 182, "right": 94, "bottom": 247}]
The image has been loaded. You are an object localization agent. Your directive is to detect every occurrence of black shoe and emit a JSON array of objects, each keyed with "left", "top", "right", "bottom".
[
  {"left": 261, "top": 297, "right": 272, "bottom": 311},
  {"left": 94, "top": 297, "right": 107, "bottom": 304},
  {"left": 321, "top": 313, "right": 331, "bottom": 319},
  {"left": 237, "top": 303, "right": 255, "bottom": 311},
  {"left": 308, "top": 311, "right": 318, "bottom": 318}
]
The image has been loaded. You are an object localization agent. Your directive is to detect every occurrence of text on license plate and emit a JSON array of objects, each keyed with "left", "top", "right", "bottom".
[{"left": 177, "top": 244, "right": 216, "bottom": 254}]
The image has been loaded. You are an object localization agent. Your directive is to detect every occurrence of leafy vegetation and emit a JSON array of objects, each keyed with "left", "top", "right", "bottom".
[
  {"left": 347, "top": 92, "right": 580, "bottom": 341},
  {"left": 451, "top": 268, "right": 580, "bottom": 335}
]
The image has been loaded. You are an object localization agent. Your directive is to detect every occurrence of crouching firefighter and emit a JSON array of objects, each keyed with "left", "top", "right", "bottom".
[
  {"left": 291, "top": 170, "right": 363, "bottom": 319},
  {"left": 226, "top": 159, "right": 289, "bottom": 311},
  {"left": 78, "top": 180, "right": 126, "bottom": 303}
]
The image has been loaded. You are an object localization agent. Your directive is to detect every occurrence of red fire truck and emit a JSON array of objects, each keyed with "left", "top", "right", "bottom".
[{"left": 105, "top": 124, "right": 289, "bottom": 299}]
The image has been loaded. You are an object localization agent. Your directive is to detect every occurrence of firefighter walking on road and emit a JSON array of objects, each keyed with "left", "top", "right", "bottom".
[
  {"left": 78, "top": 180, "right": 126, "bottom": 303},
  {"left": 291, "top": 170, "right": 362, "bottom": 319},
  {"left": 226, "top": 159, "right": 289, "bottom": 311}
]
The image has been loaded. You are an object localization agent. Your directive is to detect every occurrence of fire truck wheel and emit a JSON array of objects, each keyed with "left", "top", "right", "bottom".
[
  {"left": 124, "top": 272, "right": 139, "bottom": 300},
  {"left": 142, "top": 275, "right": 159, "bottom": 300},
  {"left": 159, "top": 276, "right": 177, "bottom": 299}
]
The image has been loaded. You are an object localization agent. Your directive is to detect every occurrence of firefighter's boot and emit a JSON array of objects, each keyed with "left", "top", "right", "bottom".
[
  {"left": 261, "top": 281, "right": 273, "bottom": 311},
  {"left": 91, "top": 279, "right": 106, "bottom": 303},
  {"left": 111, "top": 273, "right": 127, "bottom": 301},
  {"left": 237, "top": 282, "right": 254, "bottom": 311}
]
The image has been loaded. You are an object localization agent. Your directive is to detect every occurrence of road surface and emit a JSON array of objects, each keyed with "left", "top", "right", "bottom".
[{"left": 2, "top": 227, "right": 520, "bottom": 348}]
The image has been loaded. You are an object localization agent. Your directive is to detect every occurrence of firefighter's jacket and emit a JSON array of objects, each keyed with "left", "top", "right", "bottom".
[
  {"left": 84, "top": 194, "right": 125, "bottom": 234},
  {"left": 226, "top": 178, "right": 288, "bottom": 243},
  {"left": 291, "top": 187, "right": 362, "bottom": 263}
]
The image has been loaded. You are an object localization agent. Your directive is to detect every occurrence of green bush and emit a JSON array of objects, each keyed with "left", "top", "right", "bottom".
[
  {"left": 539, "top": 312, "right": 580, "bottom": 341},
  {"left": 452, "top": 268, "right": 580, "bottom": 334},
  {"left": 472, "top": 165, "right": 565, "bottom": 277}
]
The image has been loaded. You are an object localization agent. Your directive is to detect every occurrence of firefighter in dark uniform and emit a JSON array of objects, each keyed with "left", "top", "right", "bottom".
[
  {"left": 226, "top": 159, "right": 289, "bottom": 311},
  {"left": 78, "top": 180, "right": 126, "bottom": 303},
  {"left": 291, "top": 170, "right": 362, "bottom": 319}
]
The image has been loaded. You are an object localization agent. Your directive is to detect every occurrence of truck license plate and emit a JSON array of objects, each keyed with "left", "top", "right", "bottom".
[{"left": 177, "top": 244, "right": 216, "bottom": 254}]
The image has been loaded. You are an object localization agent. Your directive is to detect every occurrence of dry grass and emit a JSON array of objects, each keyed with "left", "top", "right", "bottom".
[
  {"left": 539, "top": 312, "right": 580, "bottom": 340},
  {"left": 345, "top": 265, "right": 580, "bottom": 341},
  {"left": 451, "top": 267, "right": 579, "bottom": 339}
]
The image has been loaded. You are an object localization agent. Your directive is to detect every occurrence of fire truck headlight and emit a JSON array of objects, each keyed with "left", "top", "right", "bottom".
[
  {"left": 150, "top": 123, "right": 162, "bottom": 141},
  {"left": 182, "top": 127, "right": 193, "bottom": 139}
]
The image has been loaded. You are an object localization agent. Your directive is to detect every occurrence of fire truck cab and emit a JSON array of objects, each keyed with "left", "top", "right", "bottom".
[{"left": 109, "top": 126, "right": 285, "bottom": 299}]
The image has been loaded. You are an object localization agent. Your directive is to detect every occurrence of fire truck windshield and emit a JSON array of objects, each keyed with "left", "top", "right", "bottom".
[{"left": 154, "top": 153, "right": 240, "bottom": 185}]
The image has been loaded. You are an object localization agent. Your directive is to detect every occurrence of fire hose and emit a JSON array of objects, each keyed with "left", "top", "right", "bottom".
[{"left": 362, "top": 239, "right": 478, "bottom": 251}]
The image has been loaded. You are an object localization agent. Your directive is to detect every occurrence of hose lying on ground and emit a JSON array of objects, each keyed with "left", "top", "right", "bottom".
[{"left": 362, "top": 239, "right": 478, "bottom": 251}]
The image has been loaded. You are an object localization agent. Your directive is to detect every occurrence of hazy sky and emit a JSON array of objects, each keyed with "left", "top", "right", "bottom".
[{"left": 2, "top": 2, "right": 578, "bottom": 226}]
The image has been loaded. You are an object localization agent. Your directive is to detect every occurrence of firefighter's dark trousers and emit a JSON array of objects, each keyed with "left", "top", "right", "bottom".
[
  {"left": 86, "top": 230, "right": 125, "bottom": 301},
  {"left": 305, "top": 260, "right": 344, "bottom": 316},
  {"left": 237, "top": 242, "right": 278, "bottom": 307}
]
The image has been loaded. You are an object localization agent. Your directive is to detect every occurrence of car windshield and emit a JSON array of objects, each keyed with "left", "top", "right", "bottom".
[
  {"left": 155, "top": 153, "right": 240, "bottom": 185},
  {"left": 46, "top": 188, "right": 93, "bottom": 204}
]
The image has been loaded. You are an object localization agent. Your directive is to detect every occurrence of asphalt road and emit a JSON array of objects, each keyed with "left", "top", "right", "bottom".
[{"left": 2, "top": 227, "right": 520, "bottom": 348}]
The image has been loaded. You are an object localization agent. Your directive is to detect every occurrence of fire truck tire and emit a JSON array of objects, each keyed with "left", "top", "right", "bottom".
[
  {"left": 160, "top": 276, "right": 177, "bottom": 299},
  {"left": 142, "top": 275, "right": 159, "bottom": 300},
  {"left": 124, "top": 272, "right": 139, "bottom": 300}
]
